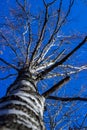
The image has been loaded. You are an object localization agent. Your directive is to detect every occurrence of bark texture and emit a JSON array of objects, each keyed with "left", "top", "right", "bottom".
[{"left": 0, "top": 69, "right": 45, "bottom": 130}]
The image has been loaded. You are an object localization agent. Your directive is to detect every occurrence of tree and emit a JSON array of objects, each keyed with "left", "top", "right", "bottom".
[{"left": 0, "top": 0, "right": 87, "bottom": 129}]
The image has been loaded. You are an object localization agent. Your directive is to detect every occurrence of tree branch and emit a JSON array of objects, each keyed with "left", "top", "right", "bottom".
[
  {"left": 42, "top": 76, "right": 70, "bottom": 98},
  {"left": 0, "top": 74, "right": 17, "bottom": 80},
  {"left": 37, "top": 36, "right": 87, "bottom": 80},
  {"left": 0, "top": 32, "right": 20, "bottom": 60},
  {"left": 34, "top": 49, "right": 65, "bottom": 72},
  {"left": 29, "top": 1, "right": 49, "bottom": 65},
  {"left": 36, "top": 0, "right": 63, "bottom": 64},
  {"left": 0, "top": 58, "right": 19, "bottom": 71},
  {"left": 16, "top": 0, "right": 25, "bottom": 12},
  {"left": 47, "top": 96, "right": 87, "bottom": 102},
  {"left": 56, "top": 0, "right": 74, "bottom": 33}
]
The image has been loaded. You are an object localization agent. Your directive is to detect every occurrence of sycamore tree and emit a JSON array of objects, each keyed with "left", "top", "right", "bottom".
[{"left": 0, "top": 0, "right": 87, "bottom": 129}]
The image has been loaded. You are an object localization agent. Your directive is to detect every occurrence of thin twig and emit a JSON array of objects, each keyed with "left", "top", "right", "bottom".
[
  {"left": 0, "top": 74, "right": 17, "bottom": 80},
  {"left": 0, "top": 58, "right": 19, "bottom": 71}
]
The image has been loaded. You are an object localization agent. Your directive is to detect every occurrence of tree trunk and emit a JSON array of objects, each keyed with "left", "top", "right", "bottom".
[{"left": 0, "top": 69, "right": 45, "bottom": 130}]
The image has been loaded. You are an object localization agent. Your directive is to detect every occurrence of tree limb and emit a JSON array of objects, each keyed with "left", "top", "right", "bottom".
[
  {"left": 47, "top": 96, "right": 87, "bottom": 102},
  {"left": 42, "top": 76, "right": 70, "bottom": 98},
  {"left": 37, "top": 36, "right": 87, "bottom": 80},
  {"left": 0, "top": 58, "right": 19, "bottom": 71},
  {"left": 0, "top": 74, "right": 17, "bottom": 80},
  {"left": 36, "top": 0, "right": 63, "bottom": 64},
  {"left": 29, "top": 1, "right": 49, "bottom": 65}
]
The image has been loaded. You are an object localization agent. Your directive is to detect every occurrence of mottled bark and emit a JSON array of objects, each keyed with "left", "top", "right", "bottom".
[{"left": 0, "top": 69, "right": 45, "bottom": 130}]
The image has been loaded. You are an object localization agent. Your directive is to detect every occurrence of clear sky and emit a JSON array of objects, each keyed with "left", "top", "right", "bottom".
[
  {"left": 0, "top": 0, "right": 87, "bottom": 128},
  {"left": 0, "top": 0, "right": 87, "bottom": 96}
]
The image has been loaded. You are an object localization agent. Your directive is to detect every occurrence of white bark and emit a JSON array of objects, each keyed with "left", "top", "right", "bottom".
[{"left": 0, "top": 70, "right": 45, "bottom": 130}]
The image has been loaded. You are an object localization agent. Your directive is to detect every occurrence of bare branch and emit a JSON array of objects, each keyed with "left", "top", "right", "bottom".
[
  {"left": 29, "top": 1, "right": 49, "bottom": 65},
  {"left": 36, "top": 0, "right": 74, "bottom": 66},
  {"left": 37, "top": 36, "right": 87, "bottom": 80},
  {"left": 0, "top": 74, "right": 17, "bottom": 80},
  {"left": 25, "top": 23, "right": 32, "bottom": 65},
  {"left": 80, "top": 114, "right": 87, "bottom": 129},
  {"left": 47, "top": 0, "right": 58, "bottom": 6},
  {"left": 36, "top": 39, "right": 64, "bottom": 65},
  {"left": 0, "top": 58, "right": 19, "bottom": 71},
  {"left": 0, "top": 32, "right": 20, "bottom": 59},
  {"left": 56, "top": 0, "right": 74, "bottom": 33},
  {"left": 43, "top": 0, "right": 58, "bottom": 7},
  {"left": 47, "top": 96, "right": 87, "bottom": 102},
  {"left": 33, "top": 49, "right": 65, "bottom": 73},
  {"left": 37, "top": 0, "right": 63, "bottom": 64},
  {"left": 16, "top": 0, "right": 25, "bottom": 12},
  {"left": 42, "top": 76, "right": 70, "bottom": 98},
  {"left": 43, "top": 65, "right": 87, "bottom": 79}
]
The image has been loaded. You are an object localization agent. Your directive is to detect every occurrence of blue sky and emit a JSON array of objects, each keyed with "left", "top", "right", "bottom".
[
  {"left": 0, "top": 0, "right": 87, "bottom": 128},
  {"left": 1, "top": 0, "right": 87, "bottom": 94}
]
